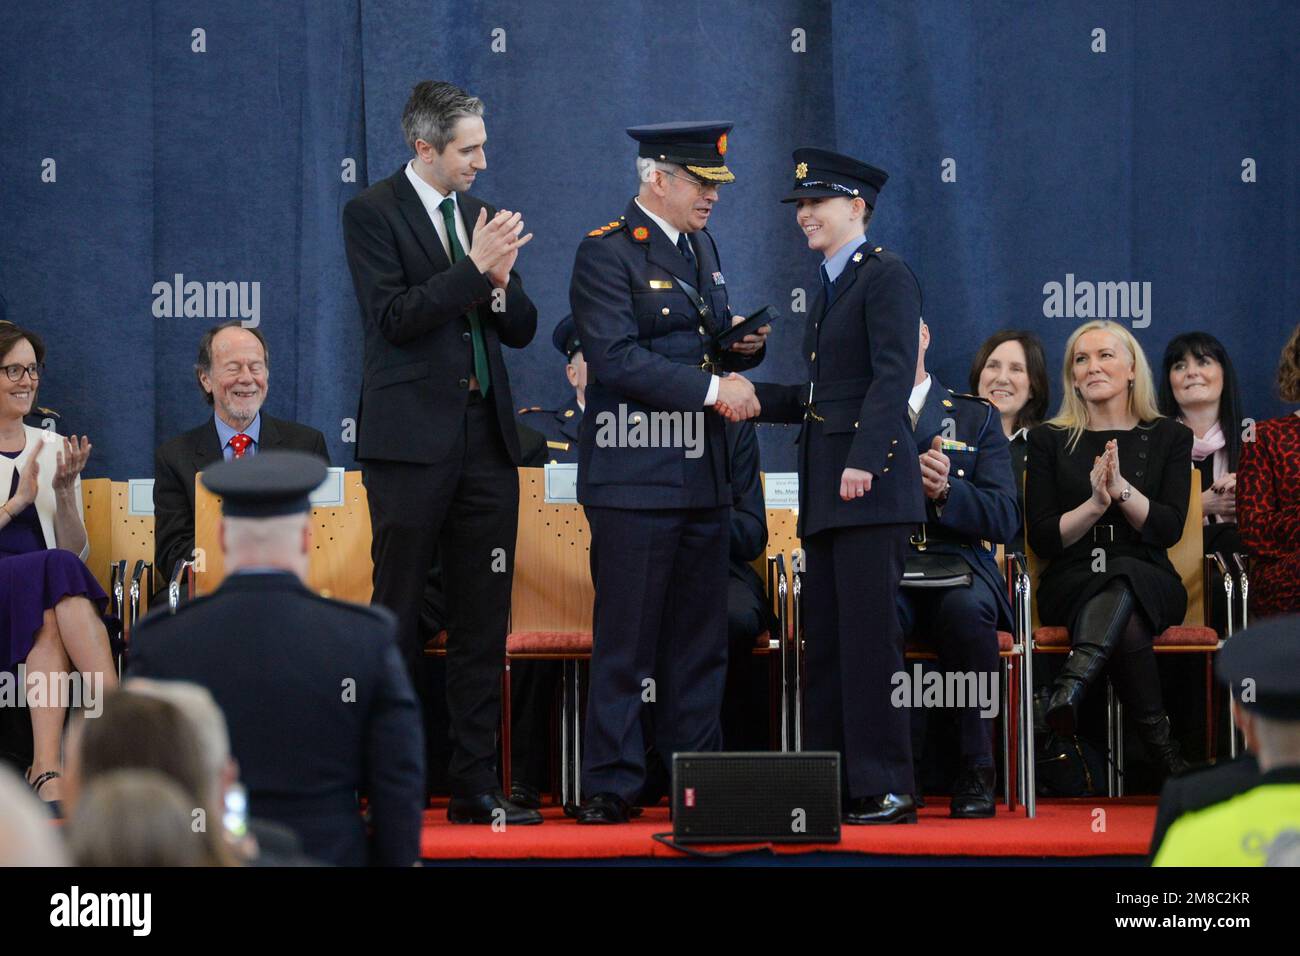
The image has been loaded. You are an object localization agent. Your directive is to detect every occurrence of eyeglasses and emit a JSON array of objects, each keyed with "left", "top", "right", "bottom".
[
  {"left": 660, "top": 169, "right": 720, "bottom": 193},
  {"left": 2, "top": 363, "right": 43, "bottom": 383}
]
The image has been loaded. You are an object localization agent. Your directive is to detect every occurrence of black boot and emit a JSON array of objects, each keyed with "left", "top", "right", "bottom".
[
  {"left": 949, "top": 765, "right": 996, "bottom": 819},
  {"left": 1133, "top": 713, "right": 1190, "bottom": 777},
  {"left": 1046, "top": 583, "right": 1135, "bottom": 736}
]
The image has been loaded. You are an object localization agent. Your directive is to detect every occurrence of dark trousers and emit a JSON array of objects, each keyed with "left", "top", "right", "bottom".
[
  {"left": 362, "top": 394, "right": 518, "bottom": 797},
  {"left": 581, "top": 505, "right": 728, "bottom": 801},
  {"left": 803, "top": 523, "right": 915, "bottom": 799},
  {"left": 897, "top": 580, "right": 1000, "bottom": 768}
]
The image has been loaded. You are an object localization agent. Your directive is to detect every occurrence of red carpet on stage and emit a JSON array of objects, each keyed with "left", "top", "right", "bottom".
[{"left": 419, "top": 798, "right": 1157, "bottom": 861}]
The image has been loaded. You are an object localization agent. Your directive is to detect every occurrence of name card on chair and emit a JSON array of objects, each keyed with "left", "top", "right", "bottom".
[
  {"left": 764, "top": 473, "right": 799, "bottom": 509},
  {"left": 309, "top": 467, "right": 346, "bottom": 508},
  {"left": 127, "top": 479, "right": 155, "bottom": 515},
  {"left": 544, "top": 463, "right": 579, "bottom": 504}
]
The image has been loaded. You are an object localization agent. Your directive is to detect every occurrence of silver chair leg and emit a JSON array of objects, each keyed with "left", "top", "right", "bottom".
[
  {"left": 1106, "top": 681, "right": 1119, "bottom": 797},
  {"left": 1000, "top": 660, "right": 1012, "bottom": 808},
  {"left": 791, "top": 568, "right": 804, "bottom": 752},
  {"left": 1015, "top": 562, "right": 1036, "bottom": 818}
]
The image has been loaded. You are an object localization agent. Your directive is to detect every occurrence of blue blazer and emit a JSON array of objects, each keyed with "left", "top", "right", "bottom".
[
  {"left": 129, "top": 572, "right": 425, "bottom": 867},
  {"left": 754, "top": 241, "right": 925, "bottom": 537},
  {"left": 569, "top": 199, "right": 763, "bottom": 509},
  {"left": 909, "top": 377, "right": 1020, "bottom": 628}
]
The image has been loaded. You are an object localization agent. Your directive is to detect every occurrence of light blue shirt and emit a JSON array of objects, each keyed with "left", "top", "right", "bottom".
[
  {"left": 214, "top": 412, "right": 261, "bottom": 461},
  {"left": 822, "top": 234, "right": 869, "bottom": 285}
]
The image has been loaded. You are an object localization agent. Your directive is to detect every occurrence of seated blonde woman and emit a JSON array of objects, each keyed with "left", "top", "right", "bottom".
[{"left": 0, "top": 324, "right": 116, "bottom": 807}]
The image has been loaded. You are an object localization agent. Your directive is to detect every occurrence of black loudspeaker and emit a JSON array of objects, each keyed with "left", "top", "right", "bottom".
[{"left": 671, "top": 752, "right": 841, "bottom": 844}]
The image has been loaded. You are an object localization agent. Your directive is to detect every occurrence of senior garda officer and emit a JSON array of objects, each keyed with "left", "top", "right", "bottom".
[
  {"left": 567, "top": 121, "right": 769, "bottom": 823},
  {"left": 898, "top": 319, "right": 1019, "bottom": 818},
  {"left": 754, "top": 148, "right": 925, "bottom": 824},
  {"left": 129, "top": 452, "right": 425, "bottom": 866}
]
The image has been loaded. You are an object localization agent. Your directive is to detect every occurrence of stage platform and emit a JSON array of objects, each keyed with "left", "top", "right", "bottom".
[{"left": 419, "top": 797, "right": 1158, "bottom": 865}]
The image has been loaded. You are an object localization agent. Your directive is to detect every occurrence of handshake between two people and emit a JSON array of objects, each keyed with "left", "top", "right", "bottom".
[
  {"left": 712, "top": 314, "right": 772, "bottom": 422},
  {"left": 469, "top": 208, "right": 534, "bottom": 288}
]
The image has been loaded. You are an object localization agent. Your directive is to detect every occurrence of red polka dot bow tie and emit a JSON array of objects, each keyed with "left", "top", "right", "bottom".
[{"left": 228, "top": 433, "right": 253, "bottom": 458}]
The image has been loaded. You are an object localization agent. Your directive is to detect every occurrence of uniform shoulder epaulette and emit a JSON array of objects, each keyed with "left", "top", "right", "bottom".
[
  {"left": 517, "top": 406, "right": 549, "bottom": 415},
  {"left": 34, "top": 406, "right": 60, "bottom": 418},
  {"left": 947, "top": 389, "right": 994, "bottom": 406},
  {"left": 585, "top": 218, "right": 626, "bottom": 238}
]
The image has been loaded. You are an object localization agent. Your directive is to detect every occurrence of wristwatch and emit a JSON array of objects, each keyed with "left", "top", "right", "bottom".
[{"left": 1119, "top": 484, "right": 1132, "bottom": 502}]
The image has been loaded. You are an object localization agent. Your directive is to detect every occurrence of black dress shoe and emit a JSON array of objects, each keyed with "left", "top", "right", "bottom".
[
  {"left": 573, "top": 792, "right": 633, "bottom": 824},
  {"left": 949, "top": 766, "right": 996, "bottom": 819},
  {"left": 843, "top": 793, "right": 918, "bottom": 825},
  {"left": 447, "top": 789, "right": 543, "bottom": 825},
  {"left": 510, "top": 782, "right": 543, "bottom": 810}
]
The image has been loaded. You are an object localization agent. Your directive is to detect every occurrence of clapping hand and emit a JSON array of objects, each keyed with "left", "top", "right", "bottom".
[
  {"left": 9, "top": 454, "right": 39, "bottom": 511},
  {"left": 1089, "top": 445, "right": 1112, "bottom": 509},
  {"left": 1101, "top": 439, "right": 1128, "bottom": 500},
  {"left": 919, "top": 435, "right": 951, "bottom": 500},
  {"left": 470, "top": 208, "right": 533, "bottom": 288},
  {"left": 52, "top": 435, "right": 91, "bottom": 492},
  {"left": 1204, "top": 472, "right": 1237, "bottom": 518}
]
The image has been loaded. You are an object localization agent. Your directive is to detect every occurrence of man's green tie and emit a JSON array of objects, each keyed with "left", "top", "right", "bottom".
[{"left": 438, "top": 197, "right": 490, "bottom": 395}]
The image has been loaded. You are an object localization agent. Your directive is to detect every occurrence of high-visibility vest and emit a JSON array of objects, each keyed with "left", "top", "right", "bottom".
[{"left": 1154, "top": 782, "right": 1300, "bottom": 866}]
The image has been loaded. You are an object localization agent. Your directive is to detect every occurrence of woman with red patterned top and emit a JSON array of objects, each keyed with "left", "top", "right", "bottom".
[{"left": 1238, "top": 324, "right": 1300, "bottom": 619}]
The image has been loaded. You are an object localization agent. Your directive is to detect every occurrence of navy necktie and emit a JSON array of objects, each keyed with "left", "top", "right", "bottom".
[
  {"left": 676, "top": 233, "right": 695, "bottom": 265},
  {"left": 820, "top": 264, "right": 833, "bottom": 303}
]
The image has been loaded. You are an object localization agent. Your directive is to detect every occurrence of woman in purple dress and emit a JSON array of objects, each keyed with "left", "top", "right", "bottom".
[{"left": 0, "top": 325, "right": 116, "bottom": 806}]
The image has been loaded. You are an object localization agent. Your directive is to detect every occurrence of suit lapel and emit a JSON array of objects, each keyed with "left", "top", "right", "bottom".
[
  {"left": 626, "top": 201, "right": 697, "bottom": 286},
  {"left": 392, "top": 165, "right": 453, "bottom": 272},
  {"left": 825, "top": 240, "right": 869, "bottom": 312},
  {"left": 259, "top": 415, "right": 282, "bottom": 449},
  {"left": 914, "top": 377, "right": 949, "bottom": 450},
  {"left": 193, "top": 420, "right": 223, "bottom": 470}
]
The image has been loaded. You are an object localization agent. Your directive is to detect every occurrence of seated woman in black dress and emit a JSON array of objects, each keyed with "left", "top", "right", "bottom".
[
  {"left": 0, "top": 325, "right": 116, "bottom": 806},
  {"left": 1158, "top": 332, "right": 1244, "bottom": 560},
  {"left": 1026, "top": 320, "right": 1192, "bottom": 776},
  {"left": 969, "top": 329, "right": 1050, "bottom": 554}
]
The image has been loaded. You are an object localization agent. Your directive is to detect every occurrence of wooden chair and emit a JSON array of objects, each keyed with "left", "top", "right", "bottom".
[
  {"left": 758, "top": 502, "right": 800, "bottom": 752},
  {"left": 501, "top": 468, "right": 594, "bottom": 806},
  {"left": 1025, "top": 466, "right": 1218, "bottom": 796},
  {"left": 106, "top": 481, "right": 157, "bottom": 663},
  {"left": 193, "top": 469, "right": 374, "bottom": 602}
]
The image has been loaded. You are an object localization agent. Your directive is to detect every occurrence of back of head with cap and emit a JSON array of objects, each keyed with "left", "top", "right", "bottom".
[
  {"left": 1218, "top": 615, "right": 1300, "bottom": 772},
  {"left": 203, "top": 450, "right": 326, "bottom": 580}
]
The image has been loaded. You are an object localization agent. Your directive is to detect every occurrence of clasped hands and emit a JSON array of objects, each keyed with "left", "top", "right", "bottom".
[
  {"left": 1089, "top": 438, "right": 1129, "bottom": 508},
  {"left": 469, "top": 208, "right": 533, "bottom": 288},
  {"left": 919, "top": 435, "right": 951, "bottom": 500}
]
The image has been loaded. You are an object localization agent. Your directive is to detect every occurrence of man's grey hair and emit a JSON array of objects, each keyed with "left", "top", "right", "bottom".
[
  {"left": 126, "top": 678, "right": 231, "bottom": 795},
  {"left": 636, "top": 157, "right": 679, "bottom": 185},
  {"left": 403, "top": 80, "right": 484, "bottom": 152}
]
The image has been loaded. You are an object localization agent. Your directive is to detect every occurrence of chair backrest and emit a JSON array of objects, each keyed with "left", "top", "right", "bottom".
[
  {"left": 1024, "top": 464, "right": 1204, "bottom": 629},
  {"left": 81, "top": 477, "right": 113, "bottom": 593},
  {"left": 193, "top": 470, "right": 375, "bottom": 603},
  {"left": 510, "top": 468, "right": 592, "bottom": 633}
]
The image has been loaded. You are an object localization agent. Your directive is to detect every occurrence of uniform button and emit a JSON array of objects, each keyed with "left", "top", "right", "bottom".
[
  {"left": 698, "top": 326, "right": 706, "bottom": 335},
  {"left": 458, "top": 378, "right": 469, "bottom": 389},
  {"left": 1135, "top": 470, "right": 1144, "bottom": 477},
  {"left": 886, "top": 451, "right": 893, "bottom": 458},
  {"left": 957, "top": 468, "right": 965, "bottom": 477},
  {"left": 1139, "top": 451, "right": 1147, "bottom": 459},
  {"left": 1141, "top": 434, "right": 1149, "bottom": 441},
  {"left": 883, "top": 467, "right": 890, "bottom": 473},
  {"left": 461, "top": 331, "right": 471, "bottom": 341},
  {"left": 891, "top": 438, "right": 898, "bottom": 445},
  {"left": 661, "top": 307, "right": 670, "bottom": 315},
  {"left": 810, "top": 351, "right": 816, "bottom": 360},
  {"left": 854, "top": 421, "right": 859, "bottom": 429},
  {"left": 631, "top": 415, "right": 642, "bottom": 424}
]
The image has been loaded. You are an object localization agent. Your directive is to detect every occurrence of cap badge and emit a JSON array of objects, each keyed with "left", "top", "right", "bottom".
[
  {"left": 717, "top": 133, "right": 728, "bottom": 156},
  {"left": 851, "top": 252, "right": 863, "bottom": 263},
  {"left": 632, "top": 226, "right": 650, "bottom": 241},
  {"left": 795, "top": 162, "right": 808, "bottom": 179}
]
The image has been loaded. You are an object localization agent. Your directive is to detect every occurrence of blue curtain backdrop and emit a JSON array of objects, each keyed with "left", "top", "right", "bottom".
[{"left": 1, "top": 0, "right": 1295, "bottom": 479}]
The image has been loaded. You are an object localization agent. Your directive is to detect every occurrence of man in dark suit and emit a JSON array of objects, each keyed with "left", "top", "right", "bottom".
[
  {"left": 130, "top": 452, "right": 424, "bottom": 866},
  {"left": 898, "top": 320, "right": 1020, "bottom": 817},
  {"left": 342, "top": 81, "right": 539, "bottom": 825},
  {"left": 754, "top": 149, "right": 925, "bottom": 823},
  {"left": 153, "top": 321, "right": 329, "bottom": 600},
  {"left": 567, "top": 122, "right": 769, "bottom": 823}
]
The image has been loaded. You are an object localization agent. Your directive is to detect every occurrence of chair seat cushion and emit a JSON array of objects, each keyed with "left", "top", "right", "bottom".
[
  {"left": 1034, "top": 624, "right": 1218, "bottom": 649},
  {"left": 906, "top": 630, "right": 1016, "bottom": 655},
  {"left": 507, "top": 631, "right": 593, "bottom": 656}
]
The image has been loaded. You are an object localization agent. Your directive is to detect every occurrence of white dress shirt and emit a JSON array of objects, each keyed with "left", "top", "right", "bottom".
[
  {"left": 634, "top": 199, "right": 720, "bottom": 407},
  {"left": 908, "top": 374, "right": 933, "bottom": 426},
  {"left": 405, "top": 160, "right": 471, "bottom": 260}
]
